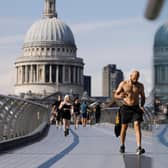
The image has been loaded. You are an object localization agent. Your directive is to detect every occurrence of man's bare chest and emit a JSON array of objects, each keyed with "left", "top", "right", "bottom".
[{"left": 123, "top": 84, "right": 140, "bottom": 94}]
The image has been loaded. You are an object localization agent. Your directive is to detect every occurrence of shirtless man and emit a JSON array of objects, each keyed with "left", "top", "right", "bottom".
[{"left": 114, "top": 70, "right": 145, "bottom": 155}]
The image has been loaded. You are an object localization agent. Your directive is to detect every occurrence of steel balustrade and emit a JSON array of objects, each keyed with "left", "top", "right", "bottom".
[
  {"left": 0, "top": 94, "right": 49, "bottom": 141},
  {"left": 100, "top": 106, "right": 154, "bottom": 131}
]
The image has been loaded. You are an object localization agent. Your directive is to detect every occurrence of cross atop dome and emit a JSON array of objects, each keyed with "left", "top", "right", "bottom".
[{"left": 43, "top": 0, "right": 57, "bottom": 18}]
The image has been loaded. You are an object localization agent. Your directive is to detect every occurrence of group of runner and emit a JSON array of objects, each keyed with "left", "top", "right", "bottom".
[{"left": 50, "top": 95, "right": 101, "bottom": 136}]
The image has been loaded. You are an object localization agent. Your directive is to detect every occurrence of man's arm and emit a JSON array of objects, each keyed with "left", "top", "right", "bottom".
[
  {"left": 114, "top": 81, "right": 125, "bottom": 100},
  {"left": 140, "top": 84, "right": 145, "bottom": 107}
]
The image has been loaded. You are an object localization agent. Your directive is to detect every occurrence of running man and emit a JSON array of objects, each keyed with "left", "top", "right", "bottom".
[{"left": 114, "top": 70, "right": 146, "bottom": 155}]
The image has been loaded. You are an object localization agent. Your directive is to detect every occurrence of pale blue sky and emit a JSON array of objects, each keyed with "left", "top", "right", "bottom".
[{"left": 0, "top": 0, "right": 168, "bottom": 96}]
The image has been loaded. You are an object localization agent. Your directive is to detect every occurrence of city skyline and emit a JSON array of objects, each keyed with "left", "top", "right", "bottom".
[{"left": 0, "top": 0, "right": 168, "bottom": 96}]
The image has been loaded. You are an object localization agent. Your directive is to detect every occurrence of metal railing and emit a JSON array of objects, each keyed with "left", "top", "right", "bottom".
[
  {"left": 0, "top": 94, "right": 49, "bottom": 142},
  {"left": 100, "top": 106, "right": 154, "bottom": 131}
]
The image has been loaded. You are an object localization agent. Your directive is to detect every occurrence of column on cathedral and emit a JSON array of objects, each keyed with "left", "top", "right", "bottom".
[
  {"left": 16, "top": 67, "right": 18, "bottom": 84},
  {"left": 68, "top": 66, "right": 71, "bottom": 84},
  {"left": 73, "top": 66, "right": 76, "bottom": 84},
  {"left": 80, "top": 67, "right": 83, "bottom": 85},
  {"left": 36, "top": 65, "right": 39, "bottom": 83},
  {"left": 77, "top": 67, "right": 80, "bottom": 85},
  {"left": 62, "top": 65, "right": 65, "bottom": 84},
  {"left": 21, "top": 66, "right": 23, "bottom": 84},
  {"left": 56, "top": 65, "right": 59, "bottom": 84},
  {"left": 30, "top": 65, "right": 33, "bottom": 83},
  {"left": 166, "top": 65, "right": 168, "bottom": 82},
  {"left": 25, "top": 65, "right": 28, "bottom": 83}
]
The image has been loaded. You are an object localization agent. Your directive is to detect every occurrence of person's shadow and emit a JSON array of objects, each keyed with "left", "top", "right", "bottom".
[{"left": 123, "top": 154, "right": 152, "bottom": 168}]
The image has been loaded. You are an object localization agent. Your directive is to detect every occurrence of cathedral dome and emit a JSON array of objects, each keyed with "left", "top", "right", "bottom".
[
  {"left": 15, "top": 0, "right": 84, "bottom": 97},
  {"left": 154, "top": 22, "right": 168, "bottom": 47},
  {"left": 24, "top": 18, "right": 75, "bottom": 47}
]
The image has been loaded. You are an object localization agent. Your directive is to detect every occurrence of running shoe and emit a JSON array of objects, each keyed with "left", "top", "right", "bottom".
[
  {"left": 64, "top": 131, "right": 67, "bottom": 136},
  {"left": 67, "top": 129, "right": 69, "bottom": 135},
  {"left": 120, "top": 145, "right": 125, "bottom": 153},
  {"left": 136, "top": 147, "right": 145, "bottom": 155}
]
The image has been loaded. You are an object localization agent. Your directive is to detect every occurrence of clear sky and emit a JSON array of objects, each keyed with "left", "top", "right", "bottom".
[{"left": 0, "top": 0, "right": 168, "bottom": 96}]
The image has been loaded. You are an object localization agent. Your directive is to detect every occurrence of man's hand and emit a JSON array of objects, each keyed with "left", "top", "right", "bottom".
[
  {"left": 119, "top": 92, "right": 127, "bottom": 99},
  {"left": 140, "top": 106, "right": 145, "bottom": 113}
]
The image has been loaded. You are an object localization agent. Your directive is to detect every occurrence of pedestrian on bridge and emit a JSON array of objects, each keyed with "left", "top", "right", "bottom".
[
  {"left": 54, "top": 95, "right": 63, "bottom": 128},
  {"left": 50, "top": 103, "right": 57, "bottom": 125},
  {"left": 114, "top": 70, "right": 146, "bottom": 155},
  {"left": 95, "top": 103, "right": 101, "bottom": 123},
  {"left": 80, "top": 101, "right": 88, "bottom": 127},
  {"left": 59, "top": 95, "right": 72, "bottom": 136},
  {"left": 72, "top": 97, "right": 81, "bottom": 129}
]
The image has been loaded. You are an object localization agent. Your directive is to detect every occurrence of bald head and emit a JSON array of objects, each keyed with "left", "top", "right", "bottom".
[{"left": 130, "top": 70, "right": 140, "bottom": 84}]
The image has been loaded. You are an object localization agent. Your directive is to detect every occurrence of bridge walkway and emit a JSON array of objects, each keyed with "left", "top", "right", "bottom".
[{"left": 0, "top": 124, "right": 153, "bottom": 168}]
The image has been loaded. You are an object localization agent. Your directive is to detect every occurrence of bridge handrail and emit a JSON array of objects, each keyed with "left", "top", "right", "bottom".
[
  {"left": 0, "top": 94, "right": 48, "bottom": 108},
  {"left": 100, "top": 106, "right": 153, "bottom": 131},
  {"left": 0, "top": 122, "right": 49, "bottom": 152},
  {"left": 0, "top": 94, "right": 50, "bottom": 144}
]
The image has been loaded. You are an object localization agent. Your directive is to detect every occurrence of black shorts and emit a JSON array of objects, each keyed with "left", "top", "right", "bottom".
[
  {"left": 120, "top": 105, "right": 143, "bottom": 124},
  {"left": 62, "top": 110, "right": 71, "bottom": 120}
]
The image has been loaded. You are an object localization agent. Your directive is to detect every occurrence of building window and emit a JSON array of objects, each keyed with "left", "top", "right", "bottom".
[
  {"left": 58, "top": 65, "right": 63, "bottom": 83},
  {"left": 161, "top": 66, "right": 166, "bottom": 82},
  {"left": 45, "top": 65, "right": 50, "bottom": 82},
  {"left": 52, "top": 65, "right": 56, "bottom": 83},
  {"left": 71, "top": 66, "right": 74, "bottom": 83},
  {"left": 64, "top": 66, "right": 69, "bottom": 82},
  {"left": 75, "top": 67, "right": 78, "bottom": 84},
  {"left": 49, "top": 2, "right": 52, "bottom": 9},
  {"left": 154, "top": 66, "right": 158, "bottom": 84},
  {"left": 62, "top": 48, "right": 65, "bottom": 52},
  {"left": 57, "top": 48, "right": 60, "bottom": 52}
]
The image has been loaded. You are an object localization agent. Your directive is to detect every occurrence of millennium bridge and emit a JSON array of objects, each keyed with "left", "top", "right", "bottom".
[{"left": 0, "top": 94, "right": 167, "bottom": 168}]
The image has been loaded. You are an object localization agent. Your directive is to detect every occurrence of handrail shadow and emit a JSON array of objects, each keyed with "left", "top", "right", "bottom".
[
  {"left": 157, "top": 125, "right": 168, "bottom": 147},
  {"left": 123, "top": 154, "right": 152, "bottom": 168},
  {"left": 38, "top": 129, "right": 79, "bottom": 168}
]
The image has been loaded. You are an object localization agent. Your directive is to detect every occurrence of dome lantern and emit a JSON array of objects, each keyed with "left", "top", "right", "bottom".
[{"left": 43, "top": 0, "right": 57, "bottom": 18}]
